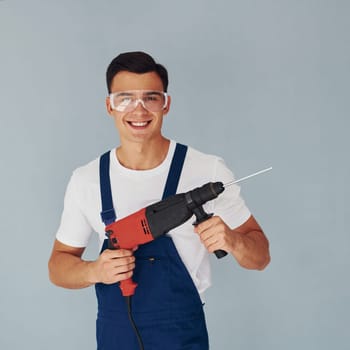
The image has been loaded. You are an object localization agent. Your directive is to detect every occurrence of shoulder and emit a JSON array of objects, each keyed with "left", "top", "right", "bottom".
[
  {"left": 176, "top": 143, "right": 234, "bottom": 186},
  {"left": 185, "top": 144, "right": 222, "bottom": 167},
  {"left": 185, "top": 144, "right": 230, "bottom": 179},
  {"left": 70, "top": 150, "right": 111, "bottom": 188}
]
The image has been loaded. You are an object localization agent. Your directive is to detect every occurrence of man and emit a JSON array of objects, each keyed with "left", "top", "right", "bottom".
[{"left": 48, "top": 51, "right": 270, "bottom": 349}]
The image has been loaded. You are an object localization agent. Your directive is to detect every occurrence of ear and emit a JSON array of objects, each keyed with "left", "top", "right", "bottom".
[
  {"left": 106, "top": 96, "right": 114, "bottom": 116},
  {"left": 163, "top": 95, "right": 171, "bottom": 115}
]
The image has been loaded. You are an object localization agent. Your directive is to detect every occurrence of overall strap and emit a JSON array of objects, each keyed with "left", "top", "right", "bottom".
[
  {"left": 99, "top": 143, "right": 188, "bottom": 226},
  {"left": 99, "top": 151, "right": 116, "bottom": 226},
  {"left": 162, "top": 143, "right": 188, "bottom": 199}
]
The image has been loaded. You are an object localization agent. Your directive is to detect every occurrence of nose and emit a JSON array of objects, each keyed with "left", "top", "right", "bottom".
[{"left": 133, "top": 99, "right": 148, "bottom": 113}]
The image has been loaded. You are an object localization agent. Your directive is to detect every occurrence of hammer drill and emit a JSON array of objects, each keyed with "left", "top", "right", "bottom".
[{"left": 105, "top": 181, "right": 226, "bottom": 296}]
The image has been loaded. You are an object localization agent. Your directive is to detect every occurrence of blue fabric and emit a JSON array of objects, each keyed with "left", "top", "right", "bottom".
[
  {"left": 99, "top": 151, "right": 116, "bottom": 225},
  {"left": 162, "top": 143, "right": 187, "bottom": 199},
  {"left": 96, "top": 143, "right": 209, "bottom": 350}
]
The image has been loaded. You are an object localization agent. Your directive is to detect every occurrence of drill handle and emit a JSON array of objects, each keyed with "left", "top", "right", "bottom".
[
  {"left": 105, "top": 230, "right": 138, "bottom": 296},
  {"left": 192, "top": 206, "right": 228, "bottom": 259}
]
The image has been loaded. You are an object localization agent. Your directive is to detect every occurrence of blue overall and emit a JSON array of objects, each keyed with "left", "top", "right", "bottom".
[{"left": 95, "top": 143, "right": 209, "bottom": 350}]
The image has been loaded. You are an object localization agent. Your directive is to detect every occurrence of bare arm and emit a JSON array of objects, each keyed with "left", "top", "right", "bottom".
[
  {"left": 48, "top": 239, "right": 135, "bottom": 289},
  {"left": 195, "top": 215, "right": 270, "bottom": 270}
]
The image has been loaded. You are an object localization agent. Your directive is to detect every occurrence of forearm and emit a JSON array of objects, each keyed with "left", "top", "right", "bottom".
[
  {"left": 48, "top": 251, "right": 96, "bottom": 289},
  {"left": 229, "top": 230, "right": 270, "bottom": 270}
]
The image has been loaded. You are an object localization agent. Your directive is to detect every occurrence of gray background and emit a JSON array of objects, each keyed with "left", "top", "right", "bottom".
[{"left": 1, "top": 0, "right": 349, "bottom": 349}]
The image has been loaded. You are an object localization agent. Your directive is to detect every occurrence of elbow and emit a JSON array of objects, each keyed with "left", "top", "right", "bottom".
[
  {"left": 256, "top": 252, "right": 271, "bottom": 271},
  {"left": 256, "top": 236, "right": 271, "bottom": 271},
  {"left": 238, "top": 251, "right": 271, "bottom": 271},
  {"left": 48, "top": 258, "right": 61, "bottom": 287}
]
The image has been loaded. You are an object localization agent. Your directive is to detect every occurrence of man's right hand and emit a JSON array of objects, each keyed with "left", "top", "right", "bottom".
[
  {"left": 90, "top": 249, "right": 136, "bottom": 284},
  {"left": 48, "top": 239, "right": 136, "bottom": 289}
]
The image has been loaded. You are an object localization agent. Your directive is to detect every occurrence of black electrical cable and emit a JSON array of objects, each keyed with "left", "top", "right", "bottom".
[{"left": 125, "top": 296, "right": 144, "bottom": 350}]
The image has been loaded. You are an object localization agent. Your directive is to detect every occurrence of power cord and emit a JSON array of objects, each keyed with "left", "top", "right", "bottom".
[{"left": 125, "top": 296, "right": 144, "bottom": 350}]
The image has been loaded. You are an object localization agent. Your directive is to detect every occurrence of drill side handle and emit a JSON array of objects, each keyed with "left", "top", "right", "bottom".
[{"left": 192, "top": 206, "right": 228, "bottom": 259}]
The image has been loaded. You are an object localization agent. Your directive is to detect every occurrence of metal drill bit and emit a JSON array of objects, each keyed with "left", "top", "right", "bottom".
[{"left": 224, "top": 167, "right": 272, "bottom": 187}]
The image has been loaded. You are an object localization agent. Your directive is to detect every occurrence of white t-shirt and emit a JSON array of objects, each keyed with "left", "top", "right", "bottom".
[{"left": 56, "top": 140, "right": 251, "bottom": 295}]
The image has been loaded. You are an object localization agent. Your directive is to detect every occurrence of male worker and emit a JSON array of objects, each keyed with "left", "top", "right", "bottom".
[{"left": 48, "top": 51, "right": 270, "bottom": 349}]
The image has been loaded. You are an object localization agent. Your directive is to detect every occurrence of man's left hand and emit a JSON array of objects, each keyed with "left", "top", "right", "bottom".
[{"left": 194, "top": 216, "right": 236, "bottom": 255}]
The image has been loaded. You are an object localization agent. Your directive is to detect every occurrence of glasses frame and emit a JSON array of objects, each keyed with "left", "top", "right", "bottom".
[{"left": 109, "top": 90, "right": 168, "bottom": 112}]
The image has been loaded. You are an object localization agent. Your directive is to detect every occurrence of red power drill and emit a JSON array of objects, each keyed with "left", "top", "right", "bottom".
[{"left": 105, "top": 181, "right": 227, "bottom": 296}]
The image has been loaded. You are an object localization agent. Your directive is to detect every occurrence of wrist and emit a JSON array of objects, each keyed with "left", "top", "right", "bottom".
[
  {"left": 85, "top": 260, "right": 99, "bottom": 285},
  {"left": 228, "top": 230, "right": 243, "bottom": 255}
]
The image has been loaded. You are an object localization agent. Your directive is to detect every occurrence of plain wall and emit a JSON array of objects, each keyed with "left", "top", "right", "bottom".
[{"left": 1, "top": 1, "right": 349, "bottom": 349}]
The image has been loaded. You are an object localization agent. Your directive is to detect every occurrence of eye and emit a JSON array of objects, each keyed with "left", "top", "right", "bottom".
[
  {"left": 144, "top": 94, "right": 161, "bottom": 102},
  {"left": 115, "top": 96, "right": 133, "bottom": 105}
]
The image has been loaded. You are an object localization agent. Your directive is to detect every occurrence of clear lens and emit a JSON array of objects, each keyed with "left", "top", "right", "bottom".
[{"left": 110, "top": 90, "right": 167, "bottom": 112}]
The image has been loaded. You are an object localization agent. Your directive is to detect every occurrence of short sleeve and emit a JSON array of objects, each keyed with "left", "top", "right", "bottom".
[
  {"left": 211, "top": 158, "right": 251, "bottom": 229},
  {"left": 55, "top": 171, "right": 93, "bottom": 247}
]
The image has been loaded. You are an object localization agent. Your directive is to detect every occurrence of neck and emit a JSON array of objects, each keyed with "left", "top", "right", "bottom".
[{"left": 116, "top": 137, "right": 170, "bottom": 170}]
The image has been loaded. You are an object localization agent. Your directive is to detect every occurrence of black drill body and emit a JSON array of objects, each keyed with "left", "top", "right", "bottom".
[{"left": 145, "top": 181, "right": 227, "bottom": 258}]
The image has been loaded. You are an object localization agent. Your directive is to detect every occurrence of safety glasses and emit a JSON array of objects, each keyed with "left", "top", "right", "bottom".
[{"left": 109, "top": 90, "right": 168, "bottom": 112}]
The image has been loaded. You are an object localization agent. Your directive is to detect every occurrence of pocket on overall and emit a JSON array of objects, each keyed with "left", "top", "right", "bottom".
[{"left": 131, "top": 251, "right": 171, "bottom": 314}]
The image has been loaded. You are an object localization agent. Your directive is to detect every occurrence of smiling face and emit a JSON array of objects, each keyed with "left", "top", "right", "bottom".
[{"left": 106, "top": 71, "right": 171, "bottom": 145}]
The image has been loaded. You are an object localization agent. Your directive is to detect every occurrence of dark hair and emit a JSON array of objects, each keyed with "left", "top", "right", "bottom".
[{"left": 106, "top": 51, "right": 169, "bottom": 93}]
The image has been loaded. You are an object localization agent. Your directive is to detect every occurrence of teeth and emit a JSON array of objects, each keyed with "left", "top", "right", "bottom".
[{"left": 130, "top": 121, "right": 148, "bottom": 127}]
